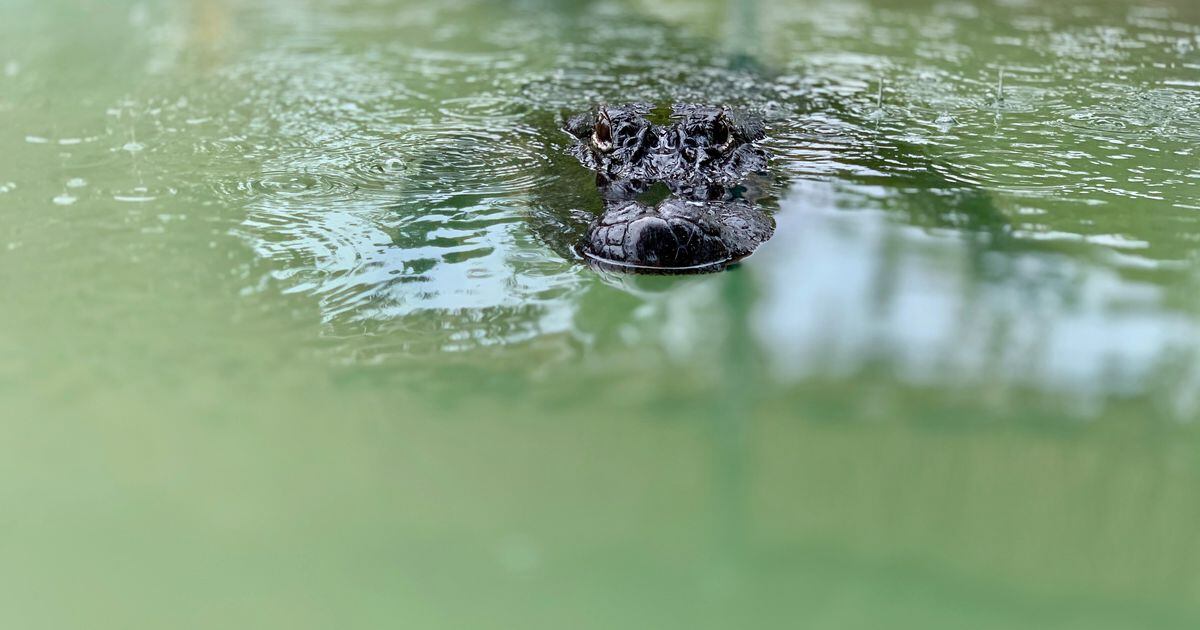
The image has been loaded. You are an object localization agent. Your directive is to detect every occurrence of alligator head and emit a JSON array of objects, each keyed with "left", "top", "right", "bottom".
[{"left": 564, "top": 103, "right": 774, "bottom": 273}]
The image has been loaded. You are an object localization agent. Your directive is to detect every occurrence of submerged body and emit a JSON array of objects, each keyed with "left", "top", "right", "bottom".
[{"left": 564, "top": 103, "right": 775, "bottom": 273}]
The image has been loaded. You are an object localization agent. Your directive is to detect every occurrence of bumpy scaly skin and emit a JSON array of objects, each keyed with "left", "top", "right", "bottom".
[
  {"left": 584, "top": 200, "right": 730, "bottom": 269},
  {"left": 583, "top": 199, "right": 773, "bottom": 270},
  {"left": 565, "top": 103, "right": 775, "bottom": 273}
]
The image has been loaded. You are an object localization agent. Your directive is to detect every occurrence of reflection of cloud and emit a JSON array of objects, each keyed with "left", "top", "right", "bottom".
[{"left": 751, "top": 180, "right": 1200, "bottom": 418}]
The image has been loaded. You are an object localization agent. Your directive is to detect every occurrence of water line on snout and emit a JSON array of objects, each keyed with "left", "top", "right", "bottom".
[{"left": 577, "top": 246, "right": 734, "bottom": 275}]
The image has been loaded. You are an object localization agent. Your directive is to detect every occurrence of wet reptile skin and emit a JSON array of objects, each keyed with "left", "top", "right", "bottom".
[{"left": 563, "top": 103, "right": 775, "bottom": 273}]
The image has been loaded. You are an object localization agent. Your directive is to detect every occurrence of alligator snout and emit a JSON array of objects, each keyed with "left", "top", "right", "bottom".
[{"left": 583, "top": 200, "right": 731, "bottom": 270}]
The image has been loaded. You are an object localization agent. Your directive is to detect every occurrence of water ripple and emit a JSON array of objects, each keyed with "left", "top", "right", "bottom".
[
  {"left": 1059, "top": 107, "right": 1160, "bottom": 138},
  {"left": 220, "top": 170, "right": 363, "bottom": 203},
  {"left": 190, "top": 0, "right": 1200, "bottom": 372},
  {"left": 387, "top": 127, "right": 552, "bottom": 198}
]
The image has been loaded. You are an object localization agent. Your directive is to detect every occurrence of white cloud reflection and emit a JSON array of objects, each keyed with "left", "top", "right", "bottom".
[{"left": 751, "top": 180, "right": 1200, "bottom": 418}]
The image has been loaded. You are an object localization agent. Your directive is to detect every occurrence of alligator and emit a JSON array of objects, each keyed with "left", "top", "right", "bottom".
[{"left": 562, "top": 103, "right": 777, "bottom": 273}]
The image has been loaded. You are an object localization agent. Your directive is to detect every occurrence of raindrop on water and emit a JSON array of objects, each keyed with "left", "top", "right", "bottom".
[
  {"left": 868, "top": 77, "right": 887, "bottom": 121},
  {"left": 113, "top": 185, "right": 168, "bottom": 203}
]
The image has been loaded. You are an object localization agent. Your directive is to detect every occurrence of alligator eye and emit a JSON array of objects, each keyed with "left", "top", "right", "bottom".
[{"left": 593, "top": 116, "right": 614, "bottom": 152}]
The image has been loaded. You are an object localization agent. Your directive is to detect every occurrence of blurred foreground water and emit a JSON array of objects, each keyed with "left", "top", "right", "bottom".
[{"left": 2, "top": 0, "right": 1200, "bottom": 627}]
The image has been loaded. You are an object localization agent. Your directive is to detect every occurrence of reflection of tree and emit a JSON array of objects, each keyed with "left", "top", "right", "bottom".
[
  {"left": 187, "top": 0, "right": 230, "bottom": 70},
  {"left": 751, "top": 177, "right": 1200, "bottom": 421}
]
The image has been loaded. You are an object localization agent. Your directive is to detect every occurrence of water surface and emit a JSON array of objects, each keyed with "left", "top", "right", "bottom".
[{"left": 2, "top": 0, "right": 1200, "bottom": 627}]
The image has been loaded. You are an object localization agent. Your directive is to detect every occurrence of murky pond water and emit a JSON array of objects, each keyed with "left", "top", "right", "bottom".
[{"left": 3, "top": 0, "right": 1200, "bottom": 627}]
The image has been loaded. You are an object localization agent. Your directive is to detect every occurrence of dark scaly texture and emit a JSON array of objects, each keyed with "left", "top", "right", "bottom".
[{"left": 564, "top": 103, "right": 775, "bottom": 273}]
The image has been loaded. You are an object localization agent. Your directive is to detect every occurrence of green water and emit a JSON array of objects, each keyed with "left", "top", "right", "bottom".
[{"left": 3, "top": 0, "right": 1200, "bottom": 627}]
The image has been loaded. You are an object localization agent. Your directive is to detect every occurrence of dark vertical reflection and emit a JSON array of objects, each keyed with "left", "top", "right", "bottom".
[{"left": 710, "top": 269, "right": 757, "bottom": 569}]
